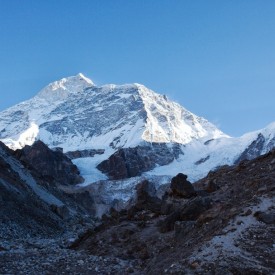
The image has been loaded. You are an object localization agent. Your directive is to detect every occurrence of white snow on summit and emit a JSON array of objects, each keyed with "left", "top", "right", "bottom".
[
  {"left": 146, "top": 122, "right": 275, "bottom": 182},
  {"left": 137, "top": 84, "right": 225, "bottom": 144},
  {"left": 0, "top": 73, "right": 274, "bottom": 184},
  {"left": 0, "top": 74, "right": 225, "bottom": 152},
  {"left": 37, "top": 73, "right": 94, "bottom": 102}
]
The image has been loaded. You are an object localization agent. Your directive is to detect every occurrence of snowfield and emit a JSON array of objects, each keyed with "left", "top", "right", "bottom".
[{"left": 0, "top": 73, "right": 274, "bottom": 184}]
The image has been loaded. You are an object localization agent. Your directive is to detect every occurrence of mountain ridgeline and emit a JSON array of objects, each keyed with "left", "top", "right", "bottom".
[
  {"left": 0, "top": 74, "right": 275, "bottom": 274},
  {"left": 0, "top": 73, "right": 274, "bottom": 183}
]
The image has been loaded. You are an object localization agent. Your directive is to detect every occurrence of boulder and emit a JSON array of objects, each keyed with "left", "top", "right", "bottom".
[
  {"left": 179, "top": 197, "right": 212, "bottom": 221},
  {"left": 206, "top": 179, "right": 219, "bottom": 193},
  {"left": 170, "top": 173, "right": 196, "bottom": 198},
  {"left": 158, "top": 197, "right": 212, "bottom": 232},
  {"left": 132, "top": 180, "right": 162, "bottom": 214},
  {"left": 158, "top": 211, "right": 181, "bottom": 233},
  {"left": 254, "top": 211, "right": 275, "bottom": 224}
]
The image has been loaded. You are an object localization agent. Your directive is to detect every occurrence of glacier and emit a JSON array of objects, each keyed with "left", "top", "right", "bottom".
[{"left": 0, "top": 73, "right": 274, "bottom": 185}]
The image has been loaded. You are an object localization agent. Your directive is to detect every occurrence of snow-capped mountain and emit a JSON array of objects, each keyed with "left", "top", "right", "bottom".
[
  {"left": 0, "top": 73, "right": 225, "bottom": 151},
  {"left": 0, "top": 74, "right": 274, "bottom": 183},
  {"left": 146, "top": 122, "right": 275, "bottom": 181}
]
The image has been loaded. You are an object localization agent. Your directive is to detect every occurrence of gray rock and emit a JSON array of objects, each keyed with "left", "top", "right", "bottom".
[
  {"left": 170, "top": 173, "right": 196, "bottom": 198},
  {"left": 174, "top": 221, "right": 197, "bottom": 239},
  {"left": 254, "top": 211, "right": 275, "bottom": 224}
]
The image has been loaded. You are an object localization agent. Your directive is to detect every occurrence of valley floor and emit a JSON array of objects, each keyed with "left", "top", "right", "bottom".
[
  {"left": 0, "top": 239, "right": 138, "bottom": 275},
  {"left": 1, "top": 150, "right": 275, "bottom": 274}
]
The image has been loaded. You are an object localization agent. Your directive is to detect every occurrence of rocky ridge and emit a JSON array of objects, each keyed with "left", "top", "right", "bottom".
[
  {"left": 0, "top": 74, "right": 223, "bottom": 152},
  {"left": 71, "top": 149, "right": 275, "bottom": 274},
  {"left": 0, "top": 74, "right": 275, "bottom": 274},
  {"left": 97, "top": 143, "right": 183, "bottom": 180},
  {"left": 0, "top": 140, "right": 95, "bottom": 240},
  {"left": 0, "top": 74, "right": 274, "bottom": 184},
  {"left": 0, "top": 140, "right": 275, "bottom": 274}
]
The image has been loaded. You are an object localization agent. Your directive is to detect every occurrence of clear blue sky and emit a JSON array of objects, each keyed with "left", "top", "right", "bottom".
[{"left": 0, "top": 0, "right": 274, "bottom": 136}]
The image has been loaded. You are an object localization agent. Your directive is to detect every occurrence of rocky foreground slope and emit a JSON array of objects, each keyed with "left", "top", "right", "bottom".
[
  {"left": 0, "top": 140, "right": 95, "bottom": 241},
  {"left": 0, "top": 140, "right": 274, "bottom": 274},
  {"left": 70, "top": 149, "right": 275, "bottom": 274}
]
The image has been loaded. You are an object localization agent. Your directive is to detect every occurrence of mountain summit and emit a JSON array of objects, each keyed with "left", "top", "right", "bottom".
[
  {"left": 0, "top": 74, "right": 274, "bottom": 183},
  {"left": 0, "top": 74, "right": 225, "bottom": 151},
  {"left": 37, "top": 73, "right": 94, "bottom": 102}
]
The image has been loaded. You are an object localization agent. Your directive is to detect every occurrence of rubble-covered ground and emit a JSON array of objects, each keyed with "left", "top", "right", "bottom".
[
  {"left": 1, "top": 148, "right": 275, "bottom": 274},
  {"left": 72, "top": 149, "right": 275, "bottom": 274}
]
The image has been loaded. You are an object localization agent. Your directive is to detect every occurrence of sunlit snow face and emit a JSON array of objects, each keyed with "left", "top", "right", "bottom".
[
  {"left": 138, "top": 85, "right": 226, "bottom": 144},
  {"left": 1, "top": 74, "right": 273, "bottom": 185},
  {"left": 37, "top": 74, "right": 94, "bottom": 103},
  {"left": 0, "top": 74, "right": 226, "bottom": 152},
  {"left": 1, "top": 122, "right": 39, "bottom": 150}
]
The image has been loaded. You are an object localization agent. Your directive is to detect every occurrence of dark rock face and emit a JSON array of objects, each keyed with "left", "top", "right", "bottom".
[
  {"left": 195, "top": 155, "right": 210, "bottom": 165},
  {"left": 97, "top": 143, "right": 183, "bottom": 179},
  {"left": 158, "top": 197, "right": 212, "bottom": 233},
  {"left": 205, "top": 179, "right": 219, "bottom": 193},
  {"left": 235, "top": 133, "right": 266, "bottom": 164},
  {"left": 265, "top": 136, "right": 275, "bottom": 152},
  {"left": 73, "top": 149, "right": 275, "bottom": 274},
  {"left": 133, "top": 180, "right": 161, "bottom": 213},
  {"left": 97, "top": 149, "right": 129, "bottom": 180},
  {"left": 0, "top": 147, "right": 63, "bottom": 239},
  {"left": 174, "top": 221, "right": 197, "bottom": 240},
  {"left": 170, "top": 173, "right": 196, "bottom": 198},
  {"left": 50, "top": 204, "right": 70, "bottom": 219},
  {"left": 254, "top": 211, "right": 275, "bottom": 224},
  {"left": 15, "top": 140, "right": 84, "bottom": 185},
  {"left": 0, "top": 140, "right": 96, "bottom": 241},
  {"left": 65, "top": 149, "right": 104, "bottom": 159}
]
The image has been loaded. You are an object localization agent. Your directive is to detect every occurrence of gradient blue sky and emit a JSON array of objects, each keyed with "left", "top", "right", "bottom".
[{"left": 0, "top": 0, "right": 274, "bottom": 136}]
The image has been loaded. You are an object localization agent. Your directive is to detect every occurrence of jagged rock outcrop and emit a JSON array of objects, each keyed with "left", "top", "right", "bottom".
[
  {"left": 158, "top": 196, "right": 212, "bottom": 233},
  {"left": 0, "top": 74, "right": 274, "bottom": 183},
  {"left": 0, "top": 141, "right": 63, "bottom": 238},
  {"left": 169, "top": 173, "right": 197, "bottom": 198},
  {"left": 235, "top": 133, "right": 266, "bottom": 163},
  {"left": 131, "top": 180, "right": 162, "bottom": 214},
  {"left": 254, "top": 211, "right": 275, "bottom": 224},
  {"left": 235, "top": 133, "right": 275, "bottom": 164},
  {"left": 72, "top": 149, "right": 275, "bottom": 274},
  {"left": 15, "top": 140, "right": 84, "bottom": 185},
  {"left": 0, "top": 141, "right": 95, "bottom": 242},
  {"left": 65, "top": 149, "right": 104, "bottom": 159},
  {"left": 97, "top": 143, "right": 182, "bottom": 179}
]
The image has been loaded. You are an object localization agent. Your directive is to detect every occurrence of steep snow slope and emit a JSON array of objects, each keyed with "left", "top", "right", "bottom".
[
  {"left": 146, "top": 122, "right": 275, "bottom": 181},
  {"left": 0, "top": 74, "right": 274, "bottom": 184},
  {"left": 137, "top": 85, "right": 224, "bottom": 144},
  {"left": 0, "top": 74, "right": 225, "bottom": 152}
]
